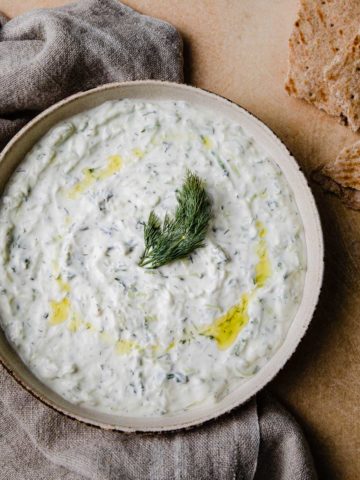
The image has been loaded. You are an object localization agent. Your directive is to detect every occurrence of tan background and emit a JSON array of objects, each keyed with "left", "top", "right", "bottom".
[{"left": 1, "top": 1, "right": 359, "bottom": 479}]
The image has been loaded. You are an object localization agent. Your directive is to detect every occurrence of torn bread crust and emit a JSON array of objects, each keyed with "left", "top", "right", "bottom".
[
  {"left": 285, "top": 0, "right": 360, "bottom": 130},
  {"left": 312, "top": 140, "right": 360, "bottom": 210}
]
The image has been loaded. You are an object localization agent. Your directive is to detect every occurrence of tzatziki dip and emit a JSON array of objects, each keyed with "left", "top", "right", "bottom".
[{"left": 0, "top": 99, "right": 306, "bottom": 416}]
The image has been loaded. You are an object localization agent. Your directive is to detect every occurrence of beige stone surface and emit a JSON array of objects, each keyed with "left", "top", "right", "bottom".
[{"left": 0, "top": 1, "right": 359, "bottom": 479}]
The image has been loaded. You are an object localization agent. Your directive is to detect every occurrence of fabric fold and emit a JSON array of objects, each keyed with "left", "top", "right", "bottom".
[
  {"left": 0, "top": 0, "right": 183, "bottom": 150},
  {"left": 0, "top": 367, "right": 318, "bottom": 480}
]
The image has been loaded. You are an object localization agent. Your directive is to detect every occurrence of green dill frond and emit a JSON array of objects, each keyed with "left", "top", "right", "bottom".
[{"left": 138, "top": 170, "right": 212, "bottom": 269}]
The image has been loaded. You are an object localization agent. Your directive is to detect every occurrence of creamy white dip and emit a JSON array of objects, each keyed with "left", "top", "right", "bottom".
[{"left": 0, "top": 99, "right": 306, "bottom": 416}]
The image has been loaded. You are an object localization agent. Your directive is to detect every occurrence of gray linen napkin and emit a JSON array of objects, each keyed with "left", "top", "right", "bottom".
[
  {"left": 0, "top": 0, "right": 183, "bottom": 150},
  {"left": 0, "top": 368, "right": 316, "bottom": 480},
  {"left": 0, "top": 1, "right": 317, "bottom": 479}
]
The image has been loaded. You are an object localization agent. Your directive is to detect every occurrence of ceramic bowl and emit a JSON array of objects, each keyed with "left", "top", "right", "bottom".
[{"left": 0, "top": 81, "right": 323, "bottom": 431}]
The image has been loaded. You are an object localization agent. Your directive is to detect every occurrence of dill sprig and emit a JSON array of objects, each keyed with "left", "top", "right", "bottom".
[{"left": 138, "top": 170, "right": 212, "bottom": 269}]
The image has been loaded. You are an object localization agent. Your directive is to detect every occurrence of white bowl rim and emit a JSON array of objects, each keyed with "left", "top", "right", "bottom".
[{"left": 0, "top": 80, "right": 324, "bottom": 432}]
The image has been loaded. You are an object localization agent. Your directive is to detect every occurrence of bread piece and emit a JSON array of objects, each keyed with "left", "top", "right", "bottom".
[
  {"left": 325, "top": 34, "right": 360, "bottom": 131},
  {"left": 312, "top": 140, "right": 360, "bottom": 209},
  {"left": 285, "top": 0, "right": 360, "bottom": 122}
]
